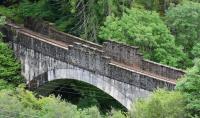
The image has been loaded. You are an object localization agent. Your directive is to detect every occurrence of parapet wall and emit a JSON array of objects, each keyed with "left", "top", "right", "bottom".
[
  {"left": 141, "top": 60, "right": 185, "bottom": 80},
  {"left": 23, "top": 17, "right": 185, "bottom": 81},
  {"left": 14, "top": 31, "right": 69, "bottom": 62},
  {"left": 68, "top": 42, "right": 111, "bottom": 75},
  {"left": 5, "top": 23, "right": 175, "bottom": 91},
  {"left": 103, "top": 40, "right": 185, "bottom": 80},
  {"left": 107, "top": 63, "right": 175, "bottom": 91},
  {"left": 24, "top": 17, "right": 102, "bottom": 50},
  {"left": 103, "top": 40, "right": 143, "bottom": 67},
  {"left": 24, "top": 17, "right": 50, "bottom": 36},
  {"left": 5, "top": 23, "right": 110, "bottom": 75}
]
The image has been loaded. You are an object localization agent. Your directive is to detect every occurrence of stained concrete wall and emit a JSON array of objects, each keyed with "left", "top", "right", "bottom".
[
  {"left": 23, "top": 17, "right": 185, "bottom": 80},
  {"left": 103, "top": 40, "right": 185, "bottom": 80},
  {"left": 24, "top": 17, "right": 102, "bottom": 50},
  {"left": 12, "top": 41, "right": 150, "bottom": 110},
  {"left": 5, "top": 22, "right": 176, "bottom": 91},
  {"left": 103, "top": 40, "right": 143, "bottom": 67},
  {"left": 4, "top": 22, "right": 181, "bottom": 109},
  {"left": 141, "top": 60, "right": 185, "bottom": 80}
]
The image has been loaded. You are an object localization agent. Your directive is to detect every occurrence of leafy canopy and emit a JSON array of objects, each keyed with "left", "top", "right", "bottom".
[
  {"left": 130, "top": 90, "right": 186, "bottom": 118},
  {"left": 99, "top": 8, "right": 185, "bottom": 67},
  {"left": 0, "top": 16, "right": 23, "bottom": 85},
  {"left": 176, "top": 59, "right": 200, "bottom": 117},
  {"left": 0, "top": 85, "right": 126, "bottom": 118},
  {"left": 165, "top": 1, "right": 200, "bottom": 67}
]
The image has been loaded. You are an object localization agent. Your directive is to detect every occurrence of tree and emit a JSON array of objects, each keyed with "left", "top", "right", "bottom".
[
  {"left": 189, "top": 0, "right": 200, "bottom": 2},
  {"left": 165, "top": 1, "right": 200, "bottom": 67},
  {"left": 0, "top": 16, "right": 23, "bottom": 85},
  {"left": 0, "top": 0, "right": 19, "bottom": 7},
  {"left": 16, "top": 0, "right": 135, "bottom": 43},
  {"left": 130, "top": 90, "right": 186, "bottom": 118},
  {"left": 0, "top": 85, "right": 125, "bottom": 118},
  {"left": 192, "top": 43, "right": 200, "bottom": 58},
  {"left": 56, "top": 0, "right": 135, "bottom": 42},
  {"left": 176, "top": 59, "right": 200, "bottom": 117},
  {"left": 99, "top": 8, "right": 185, "bottom": 68},
  {"left": 135, "top": 0, "right": 182, "bottom": 15},
  {"left": 0, "top": 80, "right": 14, "bottom": 90}
]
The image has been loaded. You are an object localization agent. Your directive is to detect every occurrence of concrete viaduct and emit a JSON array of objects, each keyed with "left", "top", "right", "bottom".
[{"left": 2, "top": 17, "right": 185, "bottom": 110}]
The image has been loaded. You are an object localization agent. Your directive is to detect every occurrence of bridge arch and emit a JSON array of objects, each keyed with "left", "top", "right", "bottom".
[
  {"left": 34, "top": 79, "right": 128, "bottom": 111},
  {"left": 30, "top": 68, "right": 145, "bottom": 110}
]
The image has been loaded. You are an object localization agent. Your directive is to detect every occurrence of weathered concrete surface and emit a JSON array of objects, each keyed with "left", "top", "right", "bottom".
[
  {"left": 23, "top": 17, "right": 185, "bottom": 80},
  {"left": 14, "top": 43, "right": 150, "bottom": 110},
  {"left": 3, "top": 21, "right": 185, "bottom": 110}
]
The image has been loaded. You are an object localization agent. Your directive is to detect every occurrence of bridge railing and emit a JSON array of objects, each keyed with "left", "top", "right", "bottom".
[
  {"left": 103, "top": 40, "right": 143, "bottom": 67},
  {"left": 24, "top": 17, "right": 102, "bottom": 50},
  {"left": 108, "top": 63, "right": 175, "bottom": 91},
  {"left": 141, "top": 60, "right": 185, "bottom": 80},
  {"left": 102, "top": 40, "right": 185, "bottom": 80},
  {"left": 68, "top": 42, "right": 111, "bottom": 75},
  {"left": 6, "top": 18, "right": 185, "bottom": 82},
  {"left": 5, "top": 23, "right": 177, "bottom": 91}
]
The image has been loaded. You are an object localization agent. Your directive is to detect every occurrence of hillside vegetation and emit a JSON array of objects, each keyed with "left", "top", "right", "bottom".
[{"left": 0, "top": 0, "right": 200, "bottom": 117}]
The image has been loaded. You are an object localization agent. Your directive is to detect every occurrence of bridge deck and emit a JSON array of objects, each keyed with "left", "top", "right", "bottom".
[
  {"left": 16, "top": 25, "right": 176, "bottom": 84},
  {"left": 20, "top": 28, "right": 70, "bottom": 48}
]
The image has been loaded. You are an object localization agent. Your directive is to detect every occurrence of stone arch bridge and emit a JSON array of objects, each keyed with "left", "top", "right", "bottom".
[{"left": 2, "top": 18, "right": 185, "bottom": 110}]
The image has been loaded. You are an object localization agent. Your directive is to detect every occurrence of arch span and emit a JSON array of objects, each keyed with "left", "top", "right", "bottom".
[
  {"left": 29, "top": 68, "right": 150, "bottom": 110},
  {"left": 12, "top": 43, "right": 150, "bottom": 110},
  {"left": 34, "top": 79, "right": 127, "bottom": 111}
]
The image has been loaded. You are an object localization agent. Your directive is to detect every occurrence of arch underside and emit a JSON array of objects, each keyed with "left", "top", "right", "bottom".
[{"left": 30, "top": 68, "right": 150, "bottom": 110}]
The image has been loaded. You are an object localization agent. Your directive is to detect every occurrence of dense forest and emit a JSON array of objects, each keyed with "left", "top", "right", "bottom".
[{"left": 0, "top": 0, "right": 200, "bottom": 118}]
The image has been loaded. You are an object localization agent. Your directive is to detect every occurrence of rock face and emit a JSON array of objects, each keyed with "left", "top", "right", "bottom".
[{"left": 2, "top": 18, "right": 185, "bottom": 110}]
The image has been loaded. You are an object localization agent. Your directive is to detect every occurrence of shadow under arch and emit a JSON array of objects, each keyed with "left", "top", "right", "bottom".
[
  {"left": 29, "top": 68, "right": 137, "bottom": 110},
  {"left": 34, "top": 79, "right": 127, "bottom": 112}
]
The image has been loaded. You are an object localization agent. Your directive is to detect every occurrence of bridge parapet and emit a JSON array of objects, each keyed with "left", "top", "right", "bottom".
[
  {"left": 141, "top": 60, "right": 185, "bottom": 80},
  {"left": 108, "top": 63, "right": 175, "bottom": 91},
  {"left": 68, "top": 42, "right": 111, "bottom": 75},
  {"left": 22, "top": 17, "right": 185, "bottom": 80},
  {"left": 3, "top": 23, "right": 21, "bottom": 42},
  {"left": 4, "top": 22, "right": 177, "bottom": 91},
  {"left": 54, "top": 39, "right": 177, "bottom": 90},
  {"left": 103, "top": 40, "right": 143, "bottom": 67},
  {"left": 102, "top": 40, "right": 185, "bottom": 80},
  {"left": 24, "top": 17, "right": 102, "bottom": 50},
  {"left": 5, "top": 23, "right": 111, "bottom": 76}
]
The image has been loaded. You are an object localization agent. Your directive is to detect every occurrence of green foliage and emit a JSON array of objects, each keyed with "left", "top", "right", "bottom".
[
  {"left": 0, "top": 41, "right": 23, "bottom": 85},
  {"left": 2, "top": 1, "right": 200, "bottom": 117},
  {"left": 189, "top": 0, "right": 200, "bottom": 2},
  {"left": 99, "top": 8, "right": 185, "bottom": 68},
  {"left": 0, "top": 16, "right": 6, "bottom": 38},
  {"left": 17, "top": 0, "right": 51, "bottom": 20},
  {"left": 0, "top": 86, "right": 125, "bottom": 118},
  {"left": 130, "top": 90, "right": 186, "bottom": 118},
  {"left": 192, "top": 43, "right": 200, "bottom": 58},
  {"left": 0, "top": 6, "right": 22, "bottom": 23},
  {"left": 165, "top": 1, "right": 200, "bottom": 67},
  {"left": 0, "top": 16, "right": 23, "bottom": 85},
  {"left": 110, "top": 110, "right": 127, "bottom": 118},
  {"left": 6, "top": 0, "right": 135, "bottom": 42},
  {"left": 0, "top": 80, "right": 14, "bottom": 90},
  {"left": 0, "top": 7, "right": 13, "bottom": 18},
  {"left": 0, "top": 0, "right": 19, "bottom": 7},
  {"left": 35, "top": 80, "right": 127, "bottom": 113},
  {"left": 176, "top": 59, "right": 200, "bottom": 117},
  {"left": 0, "top": 86, "right": 40, "bottom": 118},
  {"left": 135, "top": 0, "right": 182, "bottom": 15}
]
